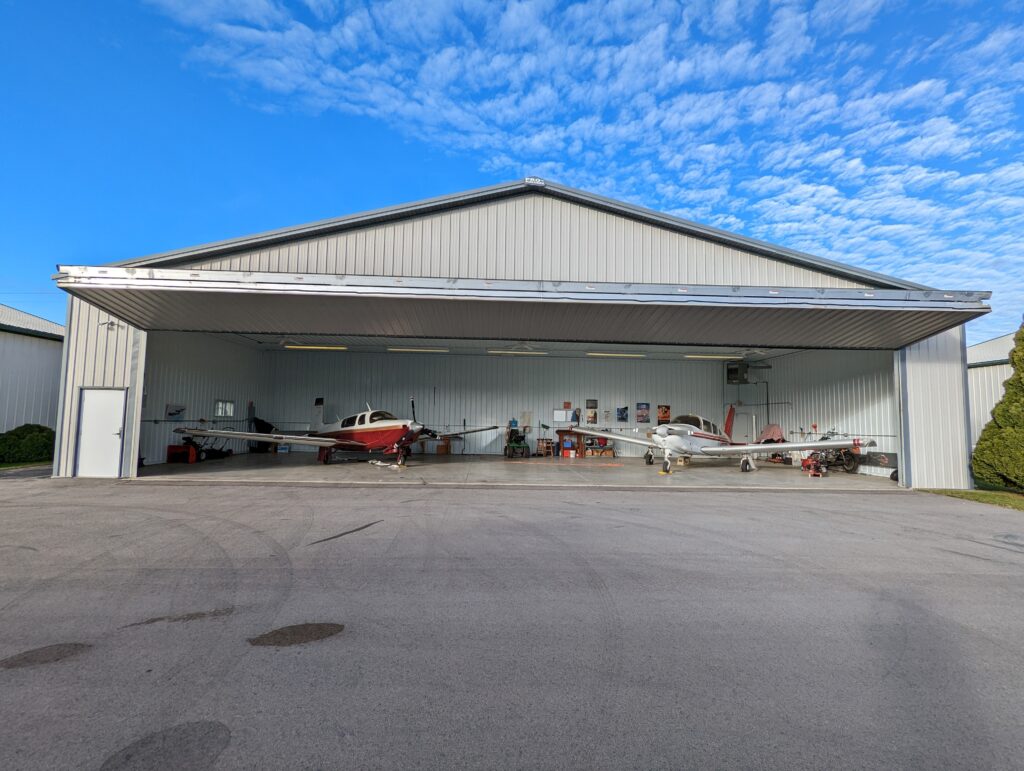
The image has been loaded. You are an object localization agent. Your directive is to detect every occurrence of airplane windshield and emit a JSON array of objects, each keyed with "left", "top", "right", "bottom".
[
  {"left": 673, "top": 415, "right": 702, "bottom": 428},
  {"left": 369, "top": 411, "right": 397, "bottom": 423}
]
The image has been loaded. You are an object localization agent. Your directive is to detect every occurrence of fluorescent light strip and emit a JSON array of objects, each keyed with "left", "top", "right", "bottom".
[
  {"left": 387, "top": 347, "right": 450, "bottom": 353},
  {"left": 586, "top": 352, "right": 646, "bottom": 358},
  {"left": 683, "top": 354, "right": 742, "bottom": 360},
  {"left": 487, "top": 349, "right": 548, "bottom": 355},
  {"left": 284, "top": 344, "right": 348, "bottom": 351}
]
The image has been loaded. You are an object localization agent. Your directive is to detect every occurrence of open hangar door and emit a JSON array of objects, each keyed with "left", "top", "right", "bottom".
[{"left": 133, "top": 327, "right": 899, "bottom": 480}]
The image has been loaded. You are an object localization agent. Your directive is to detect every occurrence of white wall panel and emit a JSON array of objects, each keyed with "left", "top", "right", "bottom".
[
  {"left": 726, "top": 350, "right": 899, "bottom": 477},
  {"left": 139, "top": 332, "right": 269, "bottom": 465},
  {"left": 899, "top": 327, "right": 972, "bottom": 489},
  {"left": 967, "top": 363, "right": 1012, "bottom": 448},
  {"left": 261, "top": 351, "right": 724, "bottom": 458},
  {"left": 0, "top": 330, "right": 63, "bottom": 432},
  {"left": 184, "top": 195, "right": 869, "bottom": 289},
  {"left": 54, "top": 298, "right": 145, "bottom": 478}
]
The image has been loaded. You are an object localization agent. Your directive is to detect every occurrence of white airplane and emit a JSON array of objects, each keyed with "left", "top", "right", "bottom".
[{"left": 573, "top": 406, "right": 875, "bottom": 474}]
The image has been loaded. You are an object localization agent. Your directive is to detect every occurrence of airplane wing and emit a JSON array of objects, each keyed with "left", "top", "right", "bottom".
[
  {"left": 571, "top": 426, "right": 660, "bottom": 450},
  {"left": 426, "top": 426, "right": 501, "bottom": 440},
  {"left": 699, "top": 438, "right": 875, "bottom": 457},
  {"left": 173, "top": 427, "right": 338, "bottom": 448}
]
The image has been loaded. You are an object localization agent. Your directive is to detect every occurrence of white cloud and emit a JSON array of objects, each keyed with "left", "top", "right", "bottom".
[{"left": 147, "top": 0, "right": 1024, "bottom": 341}]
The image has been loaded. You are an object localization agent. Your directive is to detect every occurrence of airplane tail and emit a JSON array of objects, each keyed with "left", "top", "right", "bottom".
[
  {"left": 312, "top": 397, "right": 326, "bottom": 431},
  {"left": 724, "top": 404, "right": 736, "bottom": 440}
]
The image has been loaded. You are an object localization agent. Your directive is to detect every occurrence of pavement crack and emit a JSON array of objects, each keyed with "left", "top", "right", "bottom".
[{"left": 308, "top": 519, "right": 384, "bottom": 545}]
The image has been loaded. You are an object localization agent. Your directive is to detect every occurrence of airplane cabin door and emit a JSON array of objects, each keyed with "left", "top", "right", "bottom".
[{"left": 75, "top": 388, "right": 127, "bottom": 477}]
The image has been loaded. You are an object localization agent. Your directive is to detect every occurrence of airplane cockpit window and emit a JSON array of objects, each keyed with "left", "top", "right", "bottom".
[
  {"left": 357, "top": 413, "right": 366, "bottom": 425},
  {"left": 711, "top": 423, "right": 720, "bottom": 436},
  {"left": 369, "top": 411, "right": 396, "bottom": 423},
  {"left": 702, "top": 419, "right": 713, "bottom": 433},
  {"left": 340, "top": 415, "right": 357, "bottom": 428},
  {"left": 674, "top": 415, "right": 702, "bottom": 428}
]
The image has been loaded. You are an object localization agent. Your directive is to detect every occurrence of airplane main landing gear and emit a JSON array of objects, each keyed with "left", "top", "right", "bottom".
[
  {"left": 739, "top": 455, "right": 756, "bottom": 473},
  {"left": 661, "top": 451, "right": 673, "bottom": 475}
]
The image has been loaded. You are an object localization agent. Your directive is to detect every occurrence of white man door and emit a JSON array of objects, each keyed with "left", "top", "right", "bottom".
[{"left": 75, "top": 388, "right": 126, "bottom": 477}]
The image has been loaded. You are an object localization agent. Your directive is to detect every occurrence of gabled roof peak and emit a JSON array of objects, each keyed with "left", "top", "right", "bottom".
[{"left": 110, "top": 178, "right": 926, "bottom": 291}]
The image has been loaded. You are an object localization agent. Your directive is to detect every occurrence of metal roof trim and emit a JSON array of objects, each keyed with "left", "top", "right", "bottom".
[
  {"left": 103, "top": 178, "right": 926, "bottom": 291},
  {"left": 55, "top": 266, "right": 990, "bottom": 312}
]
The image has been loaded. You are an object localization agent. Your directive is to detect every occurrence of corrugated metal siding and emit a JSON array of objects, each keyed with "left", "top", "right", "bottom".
[
  {"left": 726, "top": 350, "right": 899, "bottom": 478},
  {"left": 968, "top": 363, "right": 1012, "bottom": 448},
  {"left": 899, "top": 327, "right": 971, "bottom": 489},
  {"left": 262, "top": 350, "right": 724, "bottom": 457},
  {"left": 967, "top": 333, "right": 1014, "bottom": 364},
  {"left": 53, "top": 298, "right": 146, "bottom": 478},
  {"left": 0, "top": 330, "right": 64, "bottom": 431},
  {"left": 184, "top": 195, "right": 869, "bottom": 288},
  {"left": 139, "top": 333, "right": 270, "bottom": 465}
]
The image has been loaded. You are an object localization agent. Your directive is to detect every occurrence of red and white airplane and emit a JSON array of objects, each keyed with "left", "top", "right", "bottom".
[
  {"left": 574, "top": 405, "right": 874, "bottom": 474},
  {"left": 175, "top": 398, "right": 498, "bottom": 465}
]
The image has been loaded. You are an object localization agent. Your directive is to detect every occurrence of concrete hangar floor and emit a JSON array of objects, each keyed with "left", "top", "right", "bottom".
[{"left": 136, "top": 451, "right": 898, "bottom": 491}]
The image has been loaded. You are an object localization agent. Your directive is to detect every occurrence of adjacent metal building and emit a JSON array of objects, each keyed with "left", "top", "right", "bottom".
[
  {"left": 967, "top": 331, "right": 1017, "bottom": 448},
  {"left": 0, "top": 304, "right": 64, "bottom": 433},
  {"left": 51, "top": 179, "right": 990, "bottom": 487}
]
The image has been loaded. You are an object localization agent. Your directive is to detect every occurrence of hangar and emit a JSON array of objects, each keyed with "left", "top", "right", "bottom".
[{"left": 51, "top": 178, "right": 989, "bottom": 487}]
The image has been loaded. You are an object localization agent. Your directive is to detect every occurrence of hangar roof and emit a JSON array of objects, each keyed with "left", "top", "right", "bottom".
[
  {"left": 0, "top": 303, "right": 64, "bottom": 341},
  {"left": 56, "top": 266, "right": 989, "bottom": 351},
  {"left": 110, "top": 178, "right": 926, "bottom": 291}
]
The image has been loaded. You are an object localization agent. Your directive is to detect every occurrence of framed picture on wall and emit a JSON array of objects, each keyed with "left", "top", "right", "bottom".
[
  {"left": 636, "top": 403, "right": 650, "bottom": 423},
  {"left": 586, "top": 398, "right": 598, "bottom": 409},
  {"left": 616, "top": 406, "right": 628, "bottom": 422},
  {"left": 586, "top": 409, "right": 598, "bottom": 424},
  {"left": 657, "top": 404, "right": 671, "bottom": 424}
]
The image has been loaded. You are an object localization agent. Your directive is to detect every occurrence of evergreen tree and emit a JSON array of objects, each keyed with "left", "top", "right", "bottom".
[{"left": 972, "top": 320, "right": 1024, "bottom": 490}]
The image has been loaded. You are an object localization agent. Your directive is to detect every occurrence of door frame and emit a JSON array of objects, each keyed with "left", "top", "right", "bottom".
[{"left": 74, "top": 387, "right": 128, "bottom": 478}]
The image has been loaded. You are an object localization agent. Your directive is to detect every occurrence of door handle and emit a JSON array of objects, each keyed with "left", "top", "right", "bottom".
[{"left": 114, "top": 429, "right": 122, "bottom": 438}]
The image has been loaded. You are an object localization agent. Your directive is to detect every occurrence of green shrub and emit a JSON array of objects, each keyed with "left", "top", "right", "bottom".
[
  {"left": 0, "top": 423, "right": 56, "bottom": 464},
  {"left": 972, "top": 322, "right": 1024, "bottom": 491}
]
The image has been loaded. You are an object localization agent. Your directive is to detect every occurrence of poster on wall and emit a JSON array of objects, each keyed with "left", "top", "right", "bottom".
[
  {"left": 586, "top": 409, "right": 598, "bottom": 424},
  {"left": 165, "top": 404, "right": 186, "bottom": 421},
  {"left": 586, "top": 398, "right": 598, "bottom": 409},
  {"left": 636, "top": 403, "right": 650, "bottom": 423},
  {"left": 603, "top": 410, "right": 612, "bottom": 424},
  {"left": 563, "top": 401, "right": 572, "bottom": 409},
  {"left": 572, "top": 407, "right": 582, "bottom": 423},
  {"left": 616, "top": 406, "right": 629, "bottom": 422},
  {"left": 657, "top": 405, "right": 671, "bottom": 424}
]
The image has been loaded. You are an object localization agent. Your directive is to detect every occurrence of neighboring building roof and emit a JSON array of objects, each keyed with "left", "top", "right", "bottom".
[
  {"left": 109, "top": 178, "right": 929, "bottom": 291},
  {"left": 0, "top": 304, "right": 64, "bottom": 341},
  {"left": 967, "top": 331, "right": 1017, "bottom": 366}
]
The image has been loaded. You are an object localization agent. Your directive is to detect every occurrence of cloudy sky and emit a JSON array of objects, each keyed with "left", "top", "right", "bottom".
[{"left": 2, "top": 0, "right": 1022, "bottom": 342}]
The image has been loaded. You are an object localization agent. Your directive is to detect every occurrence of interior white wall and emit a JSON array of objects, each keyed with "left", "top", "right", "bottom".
[
  {"left": 261, "top": 350, "right": 725, "bottom": 457},
  {"left": 139, "top": 333, "right": 269, "bottom": 465},
  {"left": 726, "top": 349, "right": 899, "bottom": 477}
]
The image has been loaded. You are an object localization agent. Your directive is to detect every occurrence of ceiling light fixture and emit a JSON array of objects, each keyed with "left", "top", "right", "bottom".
[
  {"left": 487, "top": 349, "right": 548, "bottom": 355},
  {"left": 283, "top": 344, "right": 348, "bottom": 351},
  {"left": 387, "top": 347, "right": 450, "bottom": 353},
  {"left": 683, "top": 353, "right": 743, "bottom": 360},
  {"left": 586, "top": 352, "right": 646, "bottom": 358}
]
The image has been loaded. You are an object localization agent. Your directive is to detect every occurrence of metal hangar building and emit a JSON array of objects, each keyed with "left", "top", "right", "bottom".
[{"left": 51, "top": 178, "right": 990, "bottom": 488}]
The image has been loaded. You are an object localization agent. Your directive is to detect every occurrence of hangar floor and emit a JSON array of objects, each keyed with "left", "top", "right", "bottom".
[{"left": 136, "top": 453, "right": 898, "bottom": 490}]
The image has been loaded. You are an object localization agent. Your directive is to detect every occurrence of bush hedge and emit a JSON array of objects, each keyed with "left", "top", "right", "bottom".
[
  {"left": 0, "top": 423, "right": 56, "bottom": 464},
  {"left": 972, "top": 322, "right": 1024, "bottom": 491}
]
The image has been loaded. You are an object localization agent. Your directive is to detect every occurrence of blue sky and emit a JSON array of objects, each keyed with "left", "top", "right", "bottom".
[{"left": 1, "top": 0, "right": 1022, "bottom": 343}]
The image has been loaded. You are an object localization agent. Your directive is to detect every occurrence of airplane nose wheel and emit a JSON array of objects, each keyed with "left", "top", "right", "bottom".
[{"left": 644, "top": 451, "right": 654, "bottom": 465}]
